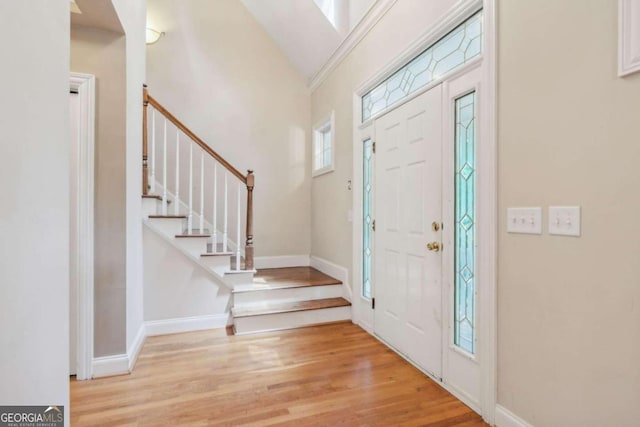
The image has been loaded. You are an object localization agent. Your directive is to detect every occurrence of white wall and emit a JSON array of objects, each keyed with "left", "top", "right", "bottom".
[
  {"left": 111, "top": 0, "right": 147, "bottom": 362},
  {"left": 310, "top": 0, "right": 456, "bottom": 283},
  {"left": 143, "top": 228, "right": 230, "bottom": 321},
  {"left": 498, "top": 1, "right": 640, "bottom": 425},
  {"left": 71, "top": 0, "right": 147, "bottom": 361},
  {"left": 0, "top": 1, "right": 70, "bottom": 423},
  {"left": 70, "top": 26, "right": 128, "bottom": 358},
  {"left": 146, "top": 0, "right": 311, "bottom": 258}
]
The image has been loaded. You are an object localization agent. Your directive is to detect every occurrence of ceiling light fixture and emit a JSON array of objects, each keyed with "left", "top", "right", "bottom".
[
  {"left": 70, "top": 0, "right": 82, "bottom": 14},
  {"left": 146, "top": 28, "right": 165, "bottom": 45}
]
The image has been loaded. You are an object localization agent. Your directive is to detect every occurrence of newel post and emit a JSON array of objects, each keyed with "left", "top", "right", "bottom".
[
  {"left": 142, "top": 84, "right": 149, "bottom": 195},
  {"left": 245, "top": 170, "right": 255, "bottom": 270}
]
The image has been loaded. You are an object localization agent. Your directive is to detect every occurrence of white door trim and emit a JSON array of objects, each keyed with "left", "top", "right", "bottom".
[
  {"left": 478, "top": 1, "right": 497, "bottom": 422},
  {"left": 70, "top": 72, "right": 96, "bottom": 381},
  {"left": 618, "top": 0, "right": 640, "bottom": 77},
  {"left": 350, "top": 0, "right": 496, "bottom": 423}
]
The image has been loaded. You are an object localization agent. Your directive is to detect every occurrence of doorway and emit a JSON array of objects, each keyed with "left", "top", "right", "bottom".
[
  {"left": 351, "top": 3, "right": 496, "bottom": 417},
  {"left": 355, "top": 62, "right": 496, "bottom": 415},
  {"left": 361, "top": 64, "right": 486, "bottom": 410},
  {"left": 69, "top": 73, "right": 95, "bottom": 380}
]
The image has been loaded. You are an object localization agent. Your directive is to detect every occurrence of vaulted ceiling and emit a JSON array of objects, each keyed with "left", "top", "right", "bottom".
[
  {"left": 241, "top": 0, "right": 376, "bottom": 81},
  {"left": 70, "top": 0, "right": 124, "bottom": 33}
]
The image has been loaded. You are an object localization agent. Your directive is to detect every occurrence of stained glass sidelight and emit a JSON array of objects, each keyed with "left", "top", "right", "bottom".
[
  {"left": 362, "top": 10, "right": 482, "bottom": 122},
  {"left": 454, "top": 92, "right": 476, "bottom": 354},
  {"left": 362, "top": 139, "right": 373, "bottom": 299}
]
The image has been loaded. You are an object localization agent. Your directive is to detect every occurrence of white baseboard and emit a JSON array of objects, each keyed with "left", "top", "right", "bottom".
[
  {"left": 127, "top": 324, "right": 146, "bottom": 372},
  {"left": 310, "top": 255, "right": 352, "bottom": 301},
  {"left": 92, "top": 354, "right": 129, "bottom": 378},
  {"left": 495, "top": 405, "right": 533, "bottom": 427},
  {"left": 145, "top": 314, "right": 230, "bottom": 336},
  {"left": 254, "top": 255, "right": 310, "bottom": 269}
]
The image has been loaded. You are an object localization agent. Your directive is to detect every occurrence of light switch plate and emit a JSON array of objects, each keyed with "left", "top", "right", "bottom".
[
  {"left": 507, "top": 207, "right": 542, "bottom": 234},
  {"left": 548, "top": 206, "right": 581, "bottom": 236}
]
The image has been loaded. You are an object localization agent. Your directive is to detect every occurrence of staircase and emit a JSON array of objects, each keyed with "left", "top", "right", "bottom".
[
  {"left": 141, "top": 85, "right": 351, "bottom": 335},
  {"left": 232, "top": 267, "right": 351, "bottom": 334}
]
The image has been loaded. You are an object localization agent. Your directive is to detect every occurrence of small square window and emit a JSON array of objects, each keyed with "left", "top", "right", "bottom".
[{"left": 312, "top": 112, "right": 335, "bottom": 177}]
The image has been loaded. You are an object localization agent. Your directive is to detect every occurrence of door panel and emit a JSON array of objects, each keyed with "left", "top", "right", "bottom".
[{"left": 374, "top": 85, "right": 443, "bottom": 378}]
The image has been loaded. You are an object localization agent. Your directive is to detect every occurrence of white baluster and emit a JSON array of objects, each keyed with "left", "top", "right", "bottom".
[
  {"left": 162, "top": 119, "right": 167, "bottom": 216},
  {"left": 223, "top": 173, "right": 228, "bottom": 253},
  {"left": 188, "top": 142, "right": 193, "bottom": 234},
  {"left": 174, "top": 131, "right": 180, "bottom": 216},
  {"left": 212, "top": 163, "right": 218, "bottom": 253},
  {"left": 150, "top": 110, "right": 156, "bottom": 194},
  {"left": 200, "top": 151, "right": 204, "bottom": 233},
  {"left": 236, "top": 182, "right": 241, "bottom": 271}
]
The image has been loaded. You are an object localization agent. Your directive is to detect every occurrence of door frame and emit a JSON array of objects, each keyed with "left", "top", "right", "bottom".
[
  {"left": 350, "top": 0, "right": 496, "bottom": 423},
  {"left": 70, "top": 72, "right": 96, "bottom": 380}
]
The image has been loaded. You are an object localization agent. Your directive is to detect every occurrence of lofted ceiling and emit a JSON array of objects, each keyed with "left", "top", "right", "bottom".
[{"left": 241, "top": 0, "right": 376, "bottom": 81}]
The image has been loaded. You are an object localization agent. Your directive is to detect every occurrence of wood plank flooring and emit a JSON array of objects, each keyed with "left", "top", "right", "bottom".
[{"left": 71, "top": 322, "right": 487, "bottom": 426}]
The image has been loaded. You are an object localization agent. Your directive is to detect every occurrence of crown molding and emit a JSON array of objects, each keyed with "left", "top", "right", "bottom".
[{"left": 308, "top": 0, "right": 398, "bottom": 92}]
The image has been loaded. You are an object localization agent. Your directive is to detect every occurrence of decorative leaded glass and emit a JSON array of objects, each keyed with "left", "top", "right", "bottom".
[
  {"left": 362, "top": 139, "right": 373, "bottom": 299},
  {"left": 362, "top": 10, "right": 483, "bottom": 121},
  {"left": 454, "top": 92, "right": 476, "bottom": 354}
]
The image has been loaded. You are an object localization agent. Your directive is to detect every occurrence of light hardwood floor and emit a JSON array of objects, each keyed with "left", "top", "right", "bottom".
[{"left": 71, "top": 322, "right": 487, "bottom": 426}]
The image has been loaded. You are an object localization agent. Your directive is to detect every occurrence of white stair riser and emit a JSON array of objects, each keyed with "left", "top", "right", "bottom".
[
  {"left": 142, "top": 198, "right": 161, "bottom": 218},
  {"left": 172, "top": 237, "right": 209, "bottom": 257},
  {"left": 234, "top": 285, "right": 343, "bottom": 307},
  {"left": 147, "top": 217, "right": 184, "bottom": 236},
  {"left": 233, "top": 306, "right": 351, "bottom": 335},
  {"left": 199, "top": 255, "right": 232, "bottom": 269}
]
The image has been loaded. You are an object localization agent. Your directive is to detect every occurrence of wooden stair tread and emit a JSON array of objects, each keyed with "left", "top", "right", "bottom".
[
  {"left": 142, "top": 194, "right": 162, "bottom": 200},
  {"left": 175, "top": 234, "right": 211, "bottom": 238},
  {"left": 201, "top": 252, "right": 233, "bottom": 257},
  {"left": 234, "top": 267, "right": 341, "bottom": 293},
  {"left": 232, "top": 297, "right": 351, "bottom": 318},
  {"left": 149, "top": 215, "right": 186, "bottom": 219}
]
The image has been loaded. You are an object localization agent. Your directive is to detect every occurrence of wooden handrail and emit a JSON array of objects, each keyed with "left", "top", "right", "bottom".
[
  {"left": 142, "top": 86, "right": 149, "bottom": 195},
  {"left": 142, "top": 84, "right": 255, "bottom": 271},
  {"left": 143, "top": 88, "right": 246, "bottom": 184}
]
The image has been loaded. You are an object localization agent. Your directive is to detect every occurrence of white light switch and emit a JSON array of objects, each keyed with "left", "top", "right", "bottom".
[
  {"left": 548, "top": 206, "right": 581, "bottom": 236},
  {"left": 507, "top": 207, "right": 542, "bottom": 234}
]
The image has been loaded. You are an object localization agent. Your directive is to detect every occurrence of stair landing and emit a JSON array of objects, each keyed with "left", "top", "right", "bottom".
[{"left": 247, "top": 266, "right": 341, "bottom": 290}]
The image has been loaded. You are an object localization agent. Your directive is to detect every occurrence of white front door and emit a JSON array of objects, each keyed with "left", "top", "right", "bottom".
[{"left": 374, "top": 84, "right": 443, "bottom": 378}]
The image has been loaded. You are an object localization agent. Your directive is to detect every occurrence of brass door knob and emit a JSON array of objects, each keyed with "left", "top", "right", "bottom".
[{"left": 426, "top": 242, "right": 441, "bottom": 252}]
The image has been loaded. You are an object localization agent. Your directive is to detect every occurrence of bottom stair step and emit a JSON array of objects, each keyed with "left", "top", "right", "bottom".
[
  {"left": 232, "top": 297, "right": 351, "bottom": 335},
  {"left": 232, "top": 297, "right": 350, "bottom": 317}
]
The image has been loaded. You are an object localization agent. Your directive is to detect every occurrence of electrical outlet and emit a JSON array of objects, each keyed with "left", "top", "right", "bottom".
[
  {"left": 507, "top": 207, "right": 542, "bottom": 234},
  {"left": 548, "top": 206, "right": 581, "bottom": 236}
]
